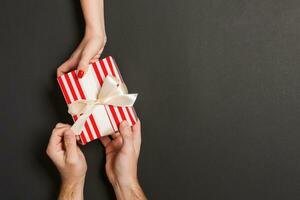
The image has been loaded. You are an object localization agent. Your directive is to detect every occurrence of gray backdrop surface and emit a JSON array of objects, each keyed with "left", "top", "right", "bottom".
[{"left": 1, "top": 0, "right": 300, "bottom": 199}]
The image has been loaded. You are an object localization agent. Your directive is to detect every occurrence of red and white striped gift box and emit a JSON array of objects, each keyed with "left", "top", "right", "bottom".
[{"left": 57, "top": 56, "right": 137, "bottom": 145}]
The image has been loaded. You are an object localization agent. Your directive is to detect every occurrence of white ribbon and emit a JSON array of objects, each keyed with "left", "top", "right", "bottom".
[{"left": 68, "top": 75, "right": 138, "bottom": 135}]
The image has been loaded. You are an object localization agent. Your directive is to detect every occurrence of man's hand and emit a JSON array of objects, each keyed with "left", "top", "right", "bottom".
[
  {"left": 100, "top": 120, "right": 147, "bottom": 200},
  {"left": 47, "top": 123, "right": 87, "bottom": 200}
]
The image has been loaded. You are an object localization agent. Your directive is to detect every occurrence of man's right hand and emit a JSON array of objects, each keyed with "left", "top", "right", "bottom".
[{"left": 100, "top": 120, "right": 147, "bottom": 200}]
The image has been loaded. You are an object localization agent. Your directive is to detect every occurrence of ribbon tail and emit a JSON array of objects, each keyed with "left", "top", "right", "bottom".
[
  {"left": 68, "top": 100, "right": 89, "bottom": 116},
  {"left": 71, "top": 114, "right": 89, "bottom": 135},
  {"left": 70, "top": 107, "right": 94, "bottom": 135}
]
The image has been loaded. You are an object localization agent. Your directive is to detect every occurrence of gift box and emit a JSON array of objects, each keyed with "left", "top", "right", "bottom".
[{"left": 57, "top": 56, "right": 138, "bottom": 145}]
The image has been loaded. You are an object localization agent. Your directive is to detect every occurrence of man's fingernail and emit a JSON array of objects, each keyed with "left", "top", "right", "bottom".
[
  {"left": 122, "top": 121, "right": 129, "bottom": 127},
  {"left": 78, "top": 70, "right": 84, "bottom": 78},
  {"left": 64, "top": 129, "right": 73, "bottom": 136}
]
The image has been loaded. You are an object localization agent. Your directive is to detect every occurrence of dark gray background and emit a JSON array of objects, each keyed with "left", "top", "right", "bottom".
[{"left": 1, "top": 0, "right": 300, "bottom": 199}]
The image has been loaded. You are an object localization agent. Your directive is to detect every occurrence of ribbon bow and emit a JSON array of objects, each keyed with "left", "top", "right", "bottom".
[{"left": 68, "top": 75, "right": 138, "bottom": 135}]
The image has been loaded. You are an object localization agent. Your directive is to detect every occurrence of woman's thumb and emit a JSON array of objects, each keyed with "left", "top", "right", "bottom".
[
  {"left": 77, "top": 56, "right": 90, "bottom": 79},
  {"left": 77, "top": 42, "right": 100, "bottom": 79}
]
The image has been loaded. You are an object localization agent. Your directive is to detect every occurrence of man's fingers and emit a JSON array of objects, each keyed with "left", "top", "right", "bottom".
[
  {"left": 132, "top": 119, "right": 141, "bottom": 143},
  {"left": 99, "top": 136, "right": 111, "bottom": 147},
  {"left": 119, "top": 121, "right": 133, "bottom": 147},
  {"left": 111, "top": 132, "right": 120, "bottom": 139},
  {"left": 119, "top": 121, "right": 132, "bottom": 135},
  {"left": 49, "top": 124, "right": 69, "bottom": 145},
  {"left": 76, "top": 135, "right": 81, "bottom": 141},
  {"left": 55, "top": 123, "right": 68, "bottom": 129},
  {"left": 47, "top": 124, "right": 70, "bottom": 157},
  {"left": 132, "top": 119, "right": 141, "bottom": 136},
  {"left": 132, "top": 119, "right": 141, "bottom": 156},
  {"left": 105, "top": 136, "right": 122, "bottom": 154},
  {"left": 63, "top": 129, "right": 78, "bottom": 161}
]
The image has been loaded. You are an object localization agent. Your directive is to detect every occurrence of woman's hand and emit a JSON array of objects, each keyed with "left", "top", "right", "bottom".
[
  {"left": 57, "top": 32, "right": 106, "bottom": 78},
  {"left": 57, "top": 0, "right": 106, "bottom": 78}
]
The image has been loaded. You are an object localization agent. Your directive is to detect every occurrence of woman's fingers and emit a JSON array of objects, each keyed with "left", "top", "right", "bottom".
[
  {"left": 77, "top": 39, "right": 103, "bottom": 78},
  {"left": 89, "top": 58, "right": 99, "bottom": 64},
  {"left": 57, "top": 36, "right": 106, "bottom": 78},
  {"left": 89, "top": 49, "right": 104, "bottom": 63},
  {"left": 57, "top": 55, "right": 79, "bottom": 77}
]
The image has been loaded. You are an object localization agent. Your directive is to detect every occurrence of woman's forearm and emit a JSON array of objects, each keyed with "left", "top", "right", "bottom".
[
  {"left": 80, "top": 0, "right": 105, "bottom": 36},
  {"left": 57, "top": 0, "right": 106, "bottom": 77}
]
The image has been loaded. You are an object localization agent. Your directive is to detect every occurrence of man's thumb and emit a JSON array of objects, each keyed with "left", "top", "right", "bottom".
[
  {"left": 119, "top": 121, "right": 133, "bottom": 147},
  {"left": 64, "top": 129, "right": 77, "bottom": 161}
]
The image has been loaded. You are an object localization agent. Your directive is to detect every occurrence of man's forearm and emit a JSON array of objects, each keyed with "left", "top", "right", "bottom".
[
  {"left": 113, "top": 181, "right": 147, "bottom": 200},
  {"left": 58, "top": 179, "right": 85, "bottom": 200}
]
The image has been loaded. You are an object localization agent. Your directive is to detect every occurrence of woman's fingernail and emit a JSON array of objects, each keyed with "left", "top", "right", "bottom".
[{"left": 78, "top": 70, "right": 84, "bottom": 78}]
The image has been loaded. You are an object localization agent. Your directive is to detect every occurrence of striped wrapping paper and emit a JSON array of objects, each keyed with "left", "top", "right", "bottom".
[{"left": 57, "top": 56, "right": 137, "bottom": 145}]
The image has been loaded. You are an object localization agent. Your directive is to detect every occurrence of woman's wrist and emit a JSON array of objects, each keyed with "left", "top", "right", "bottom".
[
  {"left": 80, "top": 0, "right": 105, "bottom": 37},
  {"left": 84, "top": 25, "right": 107, "bottom": 47},
  {"left": 85, "top": 25, "right": 106, "bottom": 38}
]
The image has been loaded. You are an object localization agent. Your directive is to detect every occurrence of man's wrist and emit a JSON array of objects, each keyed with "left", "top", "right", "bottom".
[
  {"left": 112, "top": 179, "right": 147, "bottom": 200},
  {"left": 59, "top": 177, "right": 85, "bottom": 200}
]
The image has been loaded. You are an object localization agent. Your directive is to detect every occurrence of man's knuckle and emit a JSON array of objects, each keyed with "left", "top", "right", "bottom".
[
  {"left": 55, "top": 123, "right": 62, "bottom": 128},
  {"left": 65, "top": 124, "right": 71, "bottom": 128},
  {"left": 51, "top": 129, "right": 57, "bottom": 135},
  {"left": 64, "top": 134, "right": 73, "bottom": 141},
  {"left": 46, "top": 148, "right": 52, "bottom": 156},
  {"left": 66, "top": 157, "right": 78, "bottom": 165},
  {"left": 64, "top": 141, "right": 71, "bottom": 148},
  {"left": 122, "top": 126, "right": 132, "bottom": 134}
]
